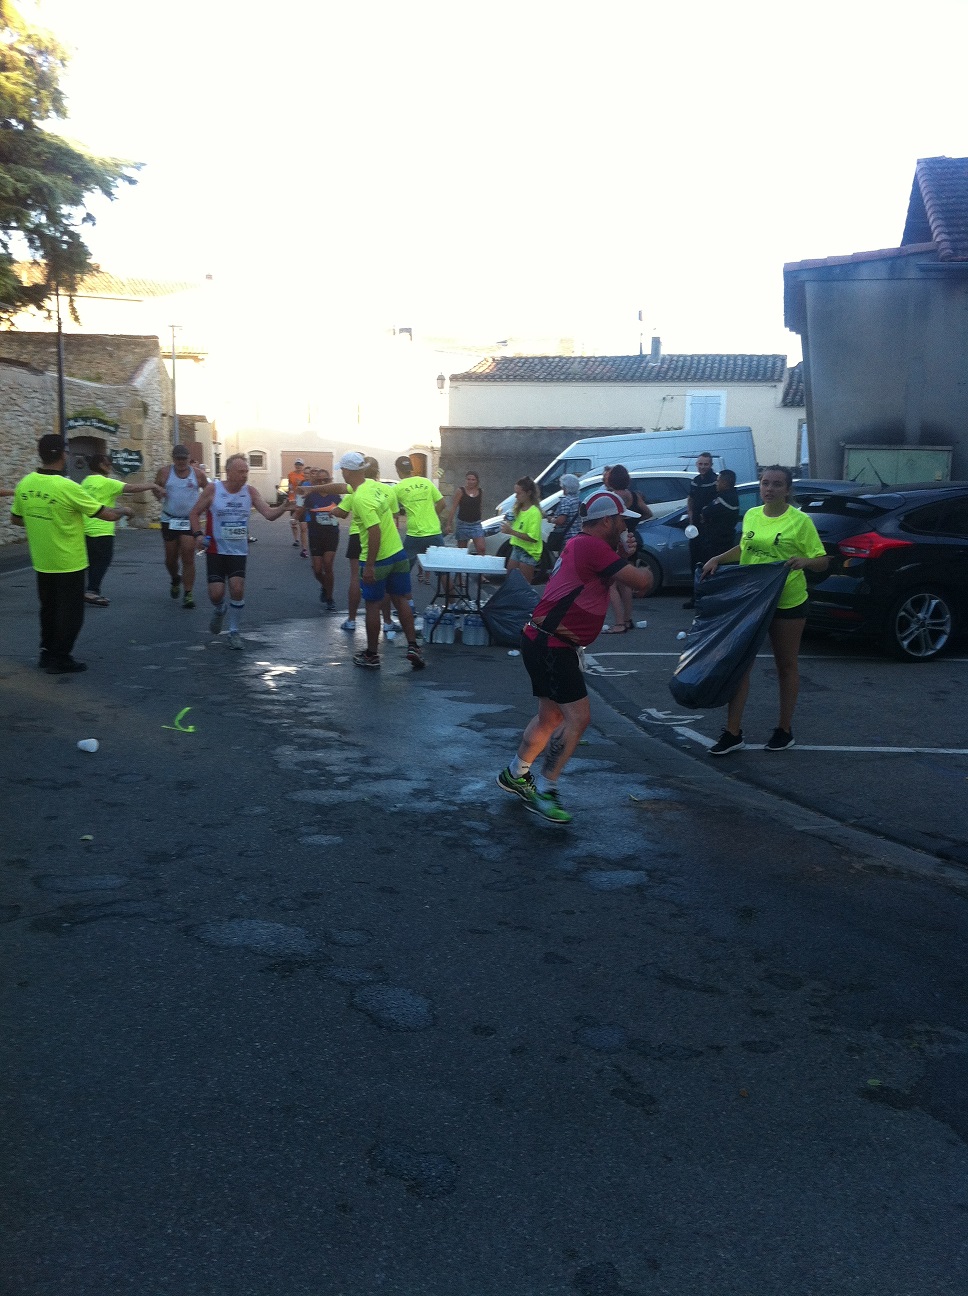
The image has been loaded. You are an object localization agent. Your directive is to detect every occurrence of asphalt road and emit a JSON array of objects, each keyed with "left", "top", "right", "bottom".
[
  {"left": 587, "top": 587, "right": 968, "bottom": 866},
  {"left": 1, "top": 519, "right": 967, "bottom": 1296}
]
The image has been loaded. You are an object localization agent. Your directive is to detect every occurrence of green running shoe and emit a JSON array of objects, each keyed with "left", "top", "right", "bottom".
[
  {"left": 496, "top": 766, "right": 537, "bottom": 804},
  {"left": 182, "top": 592, "right": 195, "bottom": 609},
  {"left": 170, "top": 579, "right": 181, "bottom": 599},
  {"left": 525, "top": 787, "right": 573, "bottom": 825}
]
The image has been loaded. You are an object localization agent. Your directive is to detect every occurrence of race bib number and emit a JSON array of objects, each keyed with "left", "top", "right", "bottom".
[
  {"left": 221, "top": 523, "right": 248, "bottom": 541},
  {"left": 314, "top": 513, "right": 336, "bottom": 526},
  {"left": 166, "top": 517, "right": 190, "bottom": 531}
]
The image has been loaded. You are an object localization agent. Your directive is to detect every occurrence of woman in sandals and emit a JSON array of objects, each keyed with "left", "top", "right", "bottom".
[
  {"left": 82, "top": 453, "right": 162, "bottom": 606},
  {"left": 602, "top": 465, "right": 652, "bottom": 632}
]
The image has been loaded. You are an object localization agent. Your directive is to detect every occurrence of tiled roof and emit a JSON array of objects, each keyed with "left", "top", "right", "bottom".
[
  {"left": 901, "top": 156, "right": 968, "bottom": 261},
  {"left": 780, "top": 362, "right": 804, "bottom": 407},
  {"left": 450, "top": 354, "right": 787, "bottom": 384},
  {"left": 14, "top": 263, "right": 202, "bottom": 298}
]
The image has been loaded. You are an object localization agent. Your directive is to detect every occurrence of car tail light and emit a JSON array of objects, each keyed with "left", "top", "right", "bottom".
[{"left": 836, "top": 531, "right": 915, "bottom": 560}]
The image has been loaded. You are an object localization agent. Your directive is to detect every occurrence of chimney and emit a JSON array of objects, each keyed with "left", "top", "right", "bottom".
[{"left": 649, "top": 336, "right": 661, "bottom": 364}]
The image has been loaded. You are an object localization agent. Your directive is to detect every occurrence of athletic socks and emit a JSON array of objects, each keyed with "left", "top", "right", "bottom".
[
  {"left": 227, "top": 600, "right": 245, "bottom": 633},
  {"left": 534, "top": 775, "right": 558, "bottom": 795},
  {"left": 509, "top": 755, "right": 531, "bottom": 779}
]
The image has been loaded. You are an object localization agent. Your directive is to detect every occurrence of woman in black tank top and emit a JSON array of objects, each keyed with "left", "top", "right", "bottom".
[{"left": 448, "top": 471, "right": 485, "bottom": 554}]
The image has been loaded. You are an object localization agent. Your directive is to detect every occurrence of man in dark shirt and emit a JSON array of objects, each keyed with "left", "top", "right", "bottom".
[
  {"left": 683, "top": 452, "right": 719, "bottom": 608},
  {"left": 699, "top": 469, "right": 740, "bottom": 556}
]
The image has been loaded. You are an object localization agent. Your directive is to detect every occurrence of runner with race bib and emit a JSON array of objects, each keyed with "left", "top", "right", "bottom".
[{"left": 188, "top": 453, "right": 293, "bottom": 650}]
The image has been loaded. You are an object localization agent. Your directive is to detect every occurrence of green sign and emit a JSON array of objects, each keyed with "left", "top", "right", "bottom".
[
  {"left": 109, "top": 448, "right": 143, "bottom": 477},
  {"left": 66, "top": 415, "right": 119, "bottom": 435}
]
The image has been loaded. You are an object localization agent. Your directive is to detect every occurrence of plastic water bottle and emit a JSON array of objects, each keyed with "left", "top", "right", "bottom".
[
  {"left": 437, "top": 613, "right": 456, "bottom": 644},
  {"left": 463, "top": 613, "right": 488, "bottom": 646},
  {"left": 422, "top": 605, "right": 441, "bottom": 639}
]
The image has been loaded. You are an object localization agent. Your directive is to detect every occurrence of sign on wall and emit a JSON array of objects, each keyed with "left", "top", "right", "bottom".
[
  {"left": 66, "top": 415, "right": 119, "bottom": 436},
  {"left": 109, "top": 448, "right": 143, "bottom": 477}
]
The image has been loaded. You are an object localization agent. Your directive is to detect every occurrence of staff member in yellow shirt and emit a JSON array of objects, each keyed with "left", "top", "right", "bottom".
[
  {"left": 11, "top": 435, "right": 132, "bottom": 674},
  {"left": 81, "top": 452, "right": 163, "bottom": 607},
  {"left": 701, "top": 464, "right": 829, "bottom": 753},
  {"left": 501, "top": 477, "right": 544, "bottom": 584},
  {"left": 337, "top": 452, "right": 425, "bottom": 671}
]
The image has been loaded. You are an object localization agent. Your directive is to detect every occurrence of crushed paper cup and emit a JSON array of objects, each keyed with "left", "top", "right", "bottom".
[{"left": 77, "top": 738, "right": 99, "bottom": 753}]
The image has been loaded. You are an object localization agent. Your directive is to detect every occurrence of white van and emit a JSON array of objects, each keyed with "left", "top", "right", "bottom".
[{"left": 495, "top": 427, "right": 758, "bottom": 515}]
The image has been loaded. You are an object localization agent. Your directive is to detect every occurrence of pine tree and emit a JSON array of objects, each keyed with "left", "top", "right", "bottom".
[{"left": 0, "top": 0, "right": 140, "bottom": 319}]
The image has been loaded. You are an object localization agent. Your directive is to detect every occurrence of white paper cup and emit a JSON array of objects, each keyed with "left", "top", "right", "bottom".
[{"left": 77, "top": 738, "right": 99, "bottom": 753}]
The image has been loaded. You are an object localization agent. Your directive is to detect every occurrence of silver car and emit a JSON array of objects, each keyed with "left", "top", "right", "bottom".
[{"left": 481, "top": 469, "right": 696, "bottom": 578}]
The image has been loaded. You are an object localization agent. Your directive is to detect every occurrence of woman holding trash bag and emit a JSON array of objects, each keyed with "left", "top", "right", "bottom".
[{"left": 700, "top": 465, "right": 828, "bottom": 754}]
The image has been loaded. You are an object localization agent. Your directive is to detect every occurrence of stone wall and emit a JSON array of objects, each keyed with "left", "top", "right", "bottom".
[
  {"left": 0, "top": 334, "right": 163, "bottom": 389},
  {"left": 0, "top": 336, "right": 173, "bottom": 548}
]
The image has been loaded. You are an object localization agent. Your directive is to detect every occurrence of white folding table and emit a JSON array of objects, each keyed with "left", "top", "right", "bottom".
[{"left": 416, "top": 549, "right": 508, "bottom": 641}]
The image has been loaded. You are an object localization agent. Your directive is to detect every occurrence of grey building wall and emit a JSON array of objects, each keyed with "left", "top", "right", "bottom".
[
  {"left": 792, "top": 252, "right": 968, "bottom": 479},
  {"left": 438, "top": 426, "right": 642, "bottom": 510}
]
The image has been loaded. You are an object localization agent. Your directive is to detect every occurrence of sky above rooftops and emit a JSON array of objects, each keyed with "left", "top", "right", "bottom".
[{"left": 32, "top": 0, "right": 968, "bottom": 362}]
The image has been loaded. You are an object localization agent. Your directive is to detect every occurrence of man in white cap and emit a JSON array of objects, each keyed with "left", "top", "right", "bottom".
[
  {"left": 496, "top": 490, "right": 653, "bottom": 824},
  {"left": 336, "top": 451, "right": 424, "bottom": 670}
]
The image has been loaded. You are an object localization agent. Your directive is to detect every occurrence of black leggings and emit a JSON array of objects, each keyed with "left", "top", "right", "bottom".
[{"left": 85, "top": 535, "right": 114, "bottom": 594}]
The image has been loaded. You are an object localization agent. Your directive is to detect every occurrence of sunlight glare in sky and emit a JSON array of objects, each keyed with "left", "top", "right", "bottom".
[{"left": 31, "top": 0, "right": 968, "bottom": 358}]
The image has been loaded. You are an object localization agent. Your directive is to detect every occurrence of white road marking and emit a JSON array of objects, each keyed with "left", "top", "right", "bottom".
[
  {"left": 639, "top": 708, "right": 705, "bottom": 724},
  {"left": 671, "top": 725, "right": 968, "bottom": 756},
  {"left": 591, "top": 650, "right": 968, "bottom": 662}
]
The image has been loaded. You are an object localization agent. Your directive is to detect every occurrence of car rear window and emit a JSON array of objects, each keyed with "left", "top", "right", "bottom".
[
  {"left": 798, "top": 495, "right": 887, "bottom": 519},
  {"left": 631, "top": 476, "right": 691, "bottom": 503}
]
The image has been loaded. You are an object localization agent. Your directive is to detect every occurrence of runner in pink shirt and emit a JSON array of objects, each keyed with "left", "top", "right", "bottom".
[{"left": 496, "top": 491, "right": 654, "bottom": 824}]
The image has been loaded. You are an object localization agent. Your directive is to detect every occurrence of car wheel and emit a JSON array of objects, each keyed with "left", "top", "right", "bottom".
[
  {"left": 636, "top": 552, "right": 662, "bottom": 594},
  {"left": 884, "top": 587, "right": 955, "bottom": 661}
]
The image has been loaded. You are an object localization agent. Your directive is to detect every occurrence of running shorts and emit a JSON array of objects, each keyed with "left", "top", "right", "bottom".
[{"left": 520, "top": 629, "right": 586, "bottom": 704}]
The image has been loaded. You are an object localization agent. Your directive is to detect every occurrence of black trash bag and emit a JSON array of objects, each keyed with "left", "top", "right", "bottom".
[
  {"left": 481, "top": 569, "right": 540, "bottom": 647},
  {"left": 669, "top": 562, "right": 789, "bottom": 709}
]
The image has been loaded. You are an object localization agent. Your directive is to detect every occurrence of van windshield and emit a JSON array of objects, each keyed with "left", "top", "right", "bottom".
[{"left": 537, "top": 458, "right": 592, "bottom": 497}]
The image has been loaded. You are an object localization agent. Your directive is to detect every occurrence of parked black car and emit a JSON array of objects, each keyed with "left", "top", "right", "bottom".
[{"left": 802, "top": 483, "right": 968, "bottom": 661}]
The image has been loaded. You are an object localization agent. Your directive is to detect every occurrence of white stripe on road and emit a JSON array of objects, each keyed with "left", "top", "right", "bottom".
[
  {"left": 592, "top": 650, "right": 968, "bottom": 662},
  {"left": 670, "top": 725, "right": 968, "bottom": 756}
]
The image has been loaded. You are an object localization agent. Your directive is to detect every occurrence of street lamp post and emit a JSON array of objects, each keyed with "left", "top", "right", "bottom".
[
  {"left": 169, "top": 324, "right": 180, "bottom": 448},
  {"left": 55, "top": 286, "right": 66, "bottom": 437}
]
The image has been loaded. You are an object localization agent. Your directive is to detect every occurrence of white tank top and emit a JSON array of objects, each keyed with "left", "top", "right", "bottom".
[
  {"left": 162, "top": 466, "right": 200, "bottom": 523},
  {"left": 207, "top": 481, "right": 251, "bottom": 556}
]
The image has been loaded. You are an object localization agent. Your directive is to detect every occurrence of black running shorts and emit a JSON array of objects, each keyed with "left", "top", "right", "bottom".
[
  {"left": 206, "top": 552, "right": 247, "bottom": 583},
  {"left": 520, "top": 630, "right": 587, "bottom": 704},
  {"left": 309, "top": 526, "right": 340, "bottom": 556}
]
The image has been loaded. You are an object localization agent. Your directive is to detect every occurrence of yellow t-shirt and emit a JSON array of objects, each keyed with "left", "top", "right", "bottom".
[
  {"left": 510, "top": 504, "right": 544, "bottom": 561},
  {"left": 12, "top": 470, "right": 101, "bottom": 573},
  {"left": 343, "top": 486, "right": 359, "bottom": 536},
  {"left": 82, "top": 474, "right": 125, "bottom": 537},
  {"left": 350, "top": 479, "right": 403, "bottom": 563},
  {"left": 739, "top": 504, "right": 826, "bottom": 609},
  {"left": 392, "top": 476, "right": 443, "bottom": 537}
]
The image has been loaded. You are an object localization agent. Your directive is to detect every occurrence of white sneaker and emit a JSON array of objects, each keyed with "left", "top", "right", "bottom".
[
  {"left": 383, "top": 623, "right": 396, "bottom": 640},
  {"left": 227, "top": 631, "right": 244, "bottom": 651},
  {"left": 340, "top": 619, "right": 356, "bottom": 632}
]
